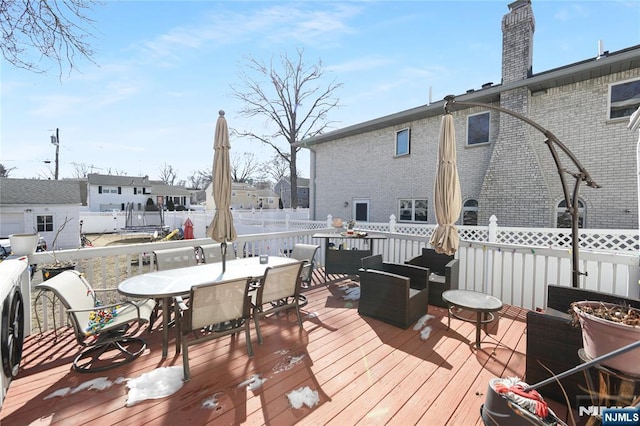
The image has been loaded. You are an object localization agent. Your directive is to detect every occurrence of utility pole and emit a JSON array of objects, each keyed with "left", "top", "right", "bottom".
[{"left": 50, "top": 128, "right": 60, "bottom": 180}]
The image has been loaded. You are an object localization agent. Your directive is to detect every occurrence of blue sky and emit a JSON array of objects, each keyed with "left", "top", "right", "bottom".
[{"left": 2, "top": 0, "right": 639, "bottom": 182}]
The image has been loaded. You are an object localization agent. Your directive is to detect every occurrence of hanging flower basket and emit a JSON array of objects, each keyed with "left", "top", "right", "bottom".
[{"left": 571, "top": 301, "right": 640, "bottom": 376}]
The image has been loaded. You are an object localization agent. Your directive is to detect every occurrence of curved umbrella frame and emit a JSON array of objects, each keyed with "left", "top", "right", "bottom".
[{"left": 444, "top": 95, "right": 600, "bottom": 288}]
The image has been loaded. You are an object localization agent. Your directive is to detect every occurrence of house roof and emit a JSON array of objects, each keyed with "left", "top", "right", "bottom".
[
  {"left": 87, "top": 173, "right": 151, "bottom": 186},
  {"left": 254, "top": 189, "right": 279, "bottom": 197},
  {"left": 0, "top": 178, "right": 82, "bottom": 205},
  {"left": 150, "top": 182, "right": 192, "bottom": 196},
  {"left": 276, "top": 176, "right": 310, "bottom": 188},
  {"left": 295, "top": 44, "right": 640, "bottom": 147}
]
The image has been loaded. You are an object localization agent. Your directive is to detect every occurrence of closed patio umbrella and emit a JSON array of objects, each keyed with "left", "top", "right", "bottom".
[
  {"left": 207, "top": 110, "right": 237, "bottom": 272},
  {"left": 429, "top": 113, "right": 462, "bottom": 255}
]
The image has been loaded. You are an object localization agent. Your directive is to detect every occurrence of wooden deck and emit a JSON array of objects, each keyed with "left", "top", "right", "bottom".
[{"left": 1, "top": 272, "right": 568, "bottom": 425}]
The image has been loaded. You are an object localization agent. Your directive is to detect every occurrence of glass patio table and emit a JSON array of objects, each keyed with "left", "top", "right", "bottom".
[
  {"left": 118, "top": 255, "right": 299, "bottom": 358},
  {"left": 442, "top": 289, "right": 503, "bottom": 349}
]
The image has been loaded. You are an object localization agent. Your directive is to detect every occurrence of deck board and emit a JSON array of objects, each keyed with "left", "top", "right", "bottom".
[{"left": 2, "top": 272, "right": 549, "bottom": 425}]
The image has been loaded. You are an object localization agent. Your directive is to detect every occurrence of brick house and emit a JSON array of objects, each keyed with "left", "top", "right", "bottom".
[{"left": 297, "top": 0, "right": 640, "bottom": 229}]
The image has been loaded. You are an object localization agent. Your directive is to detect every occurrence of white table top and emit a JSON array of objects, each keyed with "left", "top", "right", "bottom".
[{"left": 118, "top": 256, "right": 299, "bottom": 299}]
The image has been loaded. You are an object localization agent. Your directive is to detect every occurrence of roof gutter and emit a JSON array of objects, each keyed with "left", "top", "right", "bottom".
[{"left": 294, "top": 45, "right": 640, "bottom": 148}]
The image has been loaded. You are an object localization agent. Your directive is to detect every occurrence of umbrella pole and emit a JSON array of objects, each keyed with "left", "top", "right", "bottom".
[{"left": 222, "top": 241, "right": 227, "bottom": 273}]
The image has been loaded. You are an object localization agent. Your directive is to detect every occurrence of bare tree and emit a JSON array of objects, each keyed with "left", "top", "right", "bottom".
[
  {"left": 260, "top": 153, "right": 291, "bottom": 185},
  {"left": 71, "top": 161, "right": 99, "bottom": 178},
  {"left": 231, "top": 48, "right": 342, "bottom": 209},
  {"left": 0, "top": 163, "right": 15, "bottom": 177},
  {"left": 0, "top": 0, "right": 99, "bottom": 76},
  {"left": 186, "top": 169, "right": 212, "bottom": 190},
  {"left": 158, "top": 163, "right": 177, "bottom": 185},
  {"left": 230, "top": 152, "right": 261, "bottom": 183}
]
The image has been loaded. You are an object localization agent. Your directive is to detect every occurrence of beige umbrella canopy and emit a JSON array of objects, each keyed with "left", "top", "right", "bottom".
[
  {"left": 207, "top": 110, "right": 237, "bottom": 271},
  {"left": 429, "top": 113, "right": 462, "bottom": 255}
]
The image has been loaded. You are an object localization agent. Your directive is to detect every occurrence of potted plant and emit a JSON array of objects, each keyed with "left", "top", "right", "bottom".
[
  {"left": 40, "top": 217, "right": 77, "bottom": 281},
  {"left": 571, "top": 301, "right": 640, "bottom": 376}
]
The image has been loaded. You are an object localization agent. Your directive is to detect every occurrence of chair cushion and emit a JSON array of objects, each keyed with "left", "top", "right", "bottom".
[{"left": 429, "top": 273, "right": 445, "bottom": 284}]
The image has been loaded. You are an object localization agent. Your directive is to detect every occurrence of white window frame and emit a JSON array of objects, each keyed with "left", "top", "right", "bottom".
[
  {"left": 466, "top": 111, "right": 490, "bottom": 146},
  {"left": 398, "top": 199, "right": 428, "bottom": 223},
  {"left": 37, "top": 214, "right": 54, "bottom": 232},
  {"left": 608, "top": 77, "right": 640, "bottom": 120},
  {"left": 395, "top": 128, "right": 410, "bottom": 156}
]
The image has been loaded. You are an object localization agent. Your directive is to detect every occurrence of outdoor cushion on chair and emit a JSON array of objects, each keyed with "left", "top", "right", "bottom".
[{"left": 35, "top": 270, "right": 155, "bottom": 373}]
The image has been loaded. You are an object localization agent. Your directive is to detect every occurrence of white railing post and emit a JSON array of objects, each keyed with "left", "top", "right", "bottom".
[
  {"left": 488, "top": 215, "right": 498, "bottom": 242},
  {"left": 327, "top": 214, "right": 333, "bottom": 228},
  {"left": 285, "top": 213, "right": 290, "bottom": 231},
  {"left": 389, "top": 214, "right": 396, "bottom": 233}
]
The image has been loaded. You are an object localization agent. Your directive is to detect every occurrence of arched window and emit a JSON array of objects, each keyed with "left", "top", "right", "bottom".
[
  {"left": 556, "top": 199, "right": 585, "bottom": 228},
  {"left": 462, "top": 199, "right": 478, "bottom": 225}
]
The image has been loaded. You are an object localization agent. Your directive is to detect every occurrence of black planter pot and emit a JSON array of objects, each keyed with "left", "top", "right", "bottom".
[{"left": 41, "top": 263, "right": 76, "bottom": 281}]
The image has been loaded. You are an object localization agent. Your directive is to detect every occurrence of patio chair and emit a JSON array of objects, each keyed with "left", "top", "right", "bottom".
[
  {"left": 153, "top": 247, "right": 198, "bottom": 270},
  {"left": 175, "top": 277, "right": 253, "bottom": 381},
  {"left": 359, "top": 254, "right": 429, "bottom": 329},
  {"left": 197, "top": 243, "right": 237, "bottom": 264},
  {"left": 151, "top": 247, "right": 199, "bottom": 327},
  {"left": 290, "top": 243, "right": 320, "bottom": 288},
  {"left": 35, "top": 270, "right": 155, "bottom": 373},
  {"left": 251, "top": 261, "right": 305, "bottom": 345},
  {"left": 405, "top": 248, "right": 459, "bottom": 307}
]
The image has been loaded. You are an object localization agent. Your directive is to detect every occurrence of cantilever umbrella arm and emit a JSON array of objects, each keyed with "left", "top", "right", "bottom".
[{"left": 444, "top": 95, "right": 601, "bottom": 288}]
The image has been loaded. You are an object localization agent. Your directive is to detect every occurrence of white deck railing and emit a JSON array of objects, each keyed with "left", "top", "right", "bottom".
[{"left": 25, "top": 218, "right": 640, "bottom": 333}]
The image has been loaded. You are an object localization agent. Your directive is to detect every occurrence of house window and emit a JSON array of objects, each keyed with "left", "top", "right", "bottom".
[
  {"left": 395, "top": 128, "right": 410, "bottom": 156},
  {"left": 398, "top": 199, "right": 427, "bottom": 222},
  {"left": 467, "top": 112, "right": 490, "bottom": 145},
  {"left": 37, "top": 215, "right": 54, "bottom": 232},
  {"left": 556, "top": 199, "right": 585, "bottom": 228},
  {"left": 462, "top": 199, "right": 478, "bottom": 225},
  {"left": 609, "top": 77, "right": 640, "bottom": 119}
]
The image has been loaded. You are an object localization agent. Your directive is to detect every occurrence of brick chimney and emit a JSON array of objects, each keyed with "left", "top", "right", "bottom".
[
  {"left": 478, "top": 0, "right": 550, "bottom": 227},
  {"left": 501, "top": 0, "right": 535, "bottom": 84}
]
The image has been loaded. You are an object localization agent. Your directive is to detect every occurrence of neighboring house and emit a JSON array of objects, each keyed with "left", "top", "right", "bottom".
[
  {"left": 87, "top": 174, "right": 191, "bottom": 212},
  {"left": 205, "top": 182, "right": 281, "bottom": 210},
  {"left": 297, "top": 0, "right": 640, "bottom": 229},
  {"left": 149, "top": 180, "right": 192, "bottom": 211},
  {"left": 87, "top": 174, "right": 153, "bottom": 212},
  {"left": 0, "top": 178, "right": 82, "bottom": 249},
  {"left": 274, "top": 177, "right": 310, "bottom": 208}
]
